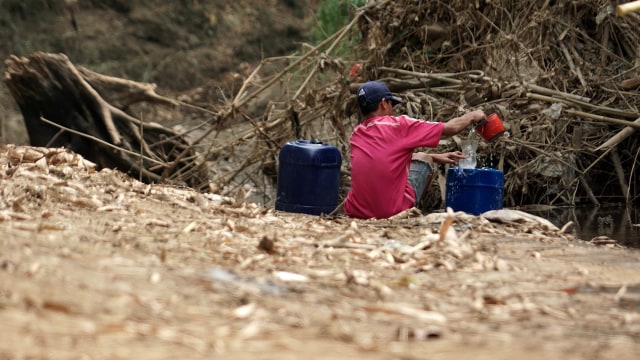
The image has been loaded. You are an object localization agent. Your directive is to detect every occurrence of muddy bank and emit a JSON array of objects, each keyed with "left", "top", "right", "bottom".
[{"left": 525, "top": 205, "right": 640, "bottom": 249}]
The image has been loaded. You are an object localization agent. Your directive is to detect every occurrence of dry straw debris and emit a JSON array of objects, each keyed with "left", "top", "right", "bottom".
[
  {"left": 190, "top": 0, "right": 640, "bottom": 209},
  {"left": 3, "top": 142, "right": 640, "bottom": 358}
]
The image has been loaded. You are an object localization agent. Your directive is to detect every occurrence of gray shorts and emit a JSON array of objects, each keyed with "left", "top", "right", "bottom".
[{"left": 407, "top": 159, "right": 433, "bottom": 205}]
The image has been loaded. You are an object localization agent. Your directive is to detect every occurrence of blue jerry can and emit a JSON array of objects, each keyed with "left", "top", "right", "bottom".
[
  {"left": 275, "top": 140, "right": 342, "bottom": 216},
  {"left": 445, "top": 167, "right": 504, "bottom": 215}
]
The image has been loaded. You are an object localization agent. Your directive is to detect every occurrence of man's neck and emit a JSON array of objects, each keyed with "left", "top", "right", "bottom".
[{"left": 364, "top": 111, "right": 386, "bottom": 120}]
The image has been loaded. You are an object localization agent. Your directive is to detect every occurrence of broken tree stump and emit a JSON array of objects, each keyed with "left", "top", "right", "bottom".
[{"left": 3, "top": 52, "right": 209, "bottom": 191}]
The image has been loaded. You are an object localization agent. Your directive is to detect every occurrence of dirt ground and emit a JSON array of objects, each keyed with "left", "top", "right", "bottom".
[
  {"left": 1, "top": 145, "right": 640, "bottom": 360},
  {"left": 2, "top": 2, "right": 640, "bottom": 359}
]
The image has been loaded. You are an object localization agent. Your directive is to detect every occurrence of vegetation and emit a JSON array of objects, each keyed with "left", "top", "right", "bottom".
[{"left": 312, "top": 0, "right": 365, "bottom": 44}]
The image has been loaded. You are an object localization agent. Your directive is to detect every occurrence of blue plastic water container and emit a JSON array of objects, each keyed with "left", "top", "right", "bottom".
[
  {"left": 275, "top": 140, "right": 342, "bottom": 215},
  {"left": 445, "top": 167, "right": 504, "bottom": 215}
]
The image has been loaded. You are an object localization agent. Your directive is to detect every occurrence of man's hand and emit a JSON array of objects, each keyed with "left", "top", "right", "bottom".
[
  {"left": 467, "top": 109, "right": 486, "bottom": 125},
  {"left": 430, "top": 151, "right": 466, "bottom": 165}
]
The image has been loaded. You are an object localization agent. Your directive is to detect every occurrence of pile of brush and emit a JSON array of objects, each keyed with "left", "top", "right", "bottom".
[{"left": 216, "top": 0, "right": 640, "bottom": 208}]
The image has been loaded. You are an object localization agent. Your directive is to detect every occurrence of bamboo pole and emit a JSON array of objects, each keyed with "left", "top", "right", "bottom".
[
  {"left": 525, "top": 83, "right": 591, "bottom": 103},
  {"left": 526, "top": 93, "right": 640, "bottom": 120},
  {"left": 564, "top": 109, "right": 640, "bottom": 130},
  {"left": 579, "top": 175, "right": 600, "bottom": 206},
  {"left": 559, "top": 41, "right": 587, "bottom": 88},
  {"left": 610, "top": 147, "right": 630, "bottom": 203},
  {"left": 595, "top": 117, "right": 640, "bottom": 151},
  {"left": 617, "top": 0, "right": 640, "bottom": 16}
]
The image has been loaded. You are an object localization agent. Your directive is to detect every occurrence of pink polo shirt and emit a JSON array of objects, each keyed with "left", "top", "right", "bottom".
[{"left": 344, "top": 115, "right": 444, "bottom": 219}]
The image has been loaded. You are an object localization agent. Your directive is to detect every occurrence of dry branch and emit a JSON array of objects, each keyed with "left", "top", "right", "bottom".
[{"left": 4, "top": 52, "right": 209, "bottom": 190}]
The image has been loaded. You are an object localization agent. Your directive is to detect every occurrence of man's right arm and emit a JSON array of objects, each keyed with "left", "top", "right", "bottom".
[{"left": 441, "top": 110, "right": 486, "bottom": 136}]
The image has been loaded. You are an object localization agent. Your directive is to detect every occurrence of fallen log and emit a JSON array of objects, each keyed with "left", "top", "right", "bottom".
[{"left": 3, "top": 52, "right": 209, "bottom": 191}]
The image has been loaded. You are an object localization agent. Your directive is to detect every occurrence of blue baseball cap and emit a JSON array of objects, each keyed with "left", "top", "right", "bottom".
[{"left": 357, "top": 81, "right": 403, "bottom": 107}]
